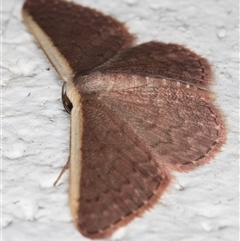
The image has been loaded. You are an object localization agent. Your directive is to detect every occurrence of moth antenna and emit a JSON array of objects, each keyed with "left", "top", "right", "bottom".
[{"left": 54, "top": 157, "right": 70, "bottom": 186}]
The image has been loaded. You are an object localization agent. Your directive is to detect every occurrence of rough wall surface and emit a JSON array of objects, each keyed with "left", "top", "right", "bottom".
[{"left": 2, "top": 0, "right": 239, "bottom": 241}]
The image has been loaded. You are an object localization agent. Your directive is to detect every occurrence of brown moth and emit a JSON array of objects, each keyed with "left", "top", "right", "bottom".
[{"left": 22, "top": 0, "right": 226, "bottom": 239}]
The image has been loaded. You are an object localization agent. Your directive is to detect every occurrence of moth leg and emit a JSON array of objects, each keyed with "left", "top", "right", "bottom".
[
  {"left": 54, "top": 157, "right": 70, "bottom": 186},
  {"left": 62, "top": 83, "right": 73, "bottom": 114}
]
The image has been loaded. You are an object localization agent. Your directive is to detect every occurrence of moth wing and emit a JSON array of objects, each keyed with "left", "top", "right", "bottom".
[
  {"left": 69, "top": 93, "right": 171, "bottom": 239},
  {"left": 22, "top": 0, "right": 133, "bottom": 82},
  {"left": 70, "top": 68, "right": 225, "bottom": 238},
  {"left": 98, "top": 41, "right": 213, "bottom": 87},
  {"left": 94, "top": 72, "right": 226, "bottom": 172}
]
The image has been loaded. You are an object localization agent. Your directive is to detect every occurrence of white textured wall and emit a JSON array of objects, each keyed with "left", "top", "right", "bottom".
[{"left": 2, "top": 0, "right": 238, "bottom": 241}]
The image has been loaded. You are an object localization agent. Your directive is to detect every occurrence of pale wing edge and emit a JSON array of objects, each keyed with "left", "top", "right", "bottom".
[{"left": 22, "top": 9, "right": 74, "bottom": 83}]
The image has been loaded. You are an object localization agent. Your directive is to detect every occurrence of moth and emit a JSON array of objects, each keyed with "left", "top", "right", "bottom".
[{"left": 22, "top": 0, "right": 226, "bottom": 239}]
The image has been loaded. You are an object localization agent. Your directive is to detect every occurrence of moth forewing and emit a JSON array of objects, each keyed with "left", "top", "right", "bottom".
[{"left": 22, "top": 9, "right": 74, "bottom": 82}]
